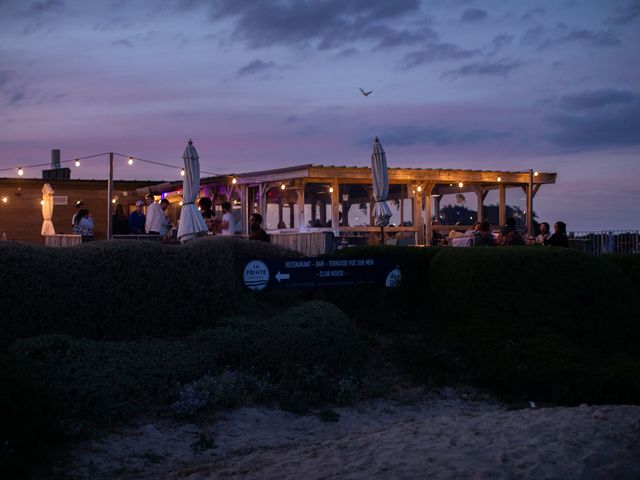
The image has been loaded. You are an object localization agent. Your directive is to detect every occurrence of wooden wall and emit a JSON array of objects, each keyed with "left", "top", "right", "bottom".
[{"left": 0, "top": 178, "right": 160, "bottom": 244}]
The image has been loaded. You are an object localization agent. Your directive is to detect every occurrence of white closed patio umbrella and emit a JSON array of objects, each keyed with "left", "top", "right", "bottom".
[
  {"left": 371, "top": 137, "right": 392, "bottom": 241},
  {"left": 41, "top": 183, "right": 55, "bottom": 236},
  {"left": 177, "top": 139, "right": 208, "bottom": 242}
]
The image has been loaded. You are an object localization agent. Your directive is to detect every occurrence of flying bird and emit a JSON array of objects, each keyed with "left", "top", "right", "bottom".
[{"left": 359, "top": 88, "right": 372, "bottom": 97}]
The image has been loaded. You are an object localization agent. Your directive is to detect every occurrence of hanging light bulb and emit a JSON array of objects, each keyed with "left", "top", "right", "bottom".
[
  {"left": 111, "top": 198, "right": 116, "bottom": 204},
  {"left": 329, "top": 186, "right": 334, "bottom": 193},
  {"left": 281, "top": 183, "right": 286, "bottom": 190},
  {"left": 1, "top": 196, "right": 7, "bottom": 203},
  {"left": 458, "top": 182, "right": 464, "bottom": 188},
  {"left": 17, "top": 167, "right": 24, "bottom": 176},
  {"left": 232, "top": 177, "right": 237, "bottom": 184},
  {"left": 40, "top": 200, "right": 45, "bottom": 205},
  {"left": 179, "top": 201, "right": 183, "bottom": 206},
  {"left": 128, "top": 157, "right": 134, "bottom": 165},
  {"left": 534, "top": 171, "right": 539, "bottom": 177},
  {"left": 180, "top": 168, "right": 185, "bottom": 176},
  {"left": 417, "top": 185, "right": 422, "bottom": 192},
  {"left": 497, "top": 176, "right": 502, "bottom": 182},
  {"left": 75, "top": 159, "right": 80, "bottom": 167}
]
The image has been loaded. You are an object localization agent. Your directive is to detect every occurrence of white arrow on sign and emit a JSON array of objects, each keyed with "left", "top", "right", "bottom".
[{"left": 275, "top": 271, "right": 290, "bottom": 282}]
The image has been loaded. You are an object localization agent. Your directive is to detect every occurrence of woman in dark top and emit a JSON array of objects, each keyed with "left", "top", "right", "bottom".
[
  {"left": 545, "top": 221, "right": 569, "bottom": 247},
  {"left": 112, "top": 204, "right": 130, "bottom": 235}
]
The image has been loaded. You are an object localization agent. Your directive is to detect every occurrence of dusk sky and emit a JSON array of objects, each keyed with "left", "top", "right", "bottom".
[{"left": 1, "top": 0, "right": 639, "bottom": 230}]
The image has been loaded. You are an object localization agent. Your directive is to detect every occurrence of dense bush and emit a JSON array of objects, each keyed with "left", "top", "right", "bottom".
[
  {"left": 0, "top": 238, "right": 300, "bottom": 342},
  {"left": 602, "top": 253, "right": 640, "bottom": 294},
  {"left": 9, "top": 301, "right": 367, "bottom": 424},
  {"left": 0, "top": 353, "right": 60, "bottom": 479},
  {"left": 325, "top": 246, "right": 443, "bottom": 331},
  {"left": 417, "top": 247, "right": 640, "bottom": 404}
]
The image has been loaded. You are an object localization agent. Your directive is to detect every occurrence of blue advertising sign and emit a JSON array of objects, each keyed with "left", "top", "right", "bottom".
[{"left": 242, "top": 257, "right": 401, "bottom": 291}]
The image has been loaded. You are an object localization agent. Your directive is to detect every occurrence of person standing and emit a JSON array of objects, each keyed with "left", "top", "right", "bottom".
[
  {"left": 73, "top": 208, "right": 94, "bottom": 241},
  {"left": 113, "top": 204, "right": 130, "bottom": 235},
  {"left": 145, "top": 195, "right": 171, "bottom": 235},
  {"left": 128, "top": 200, "right": 146, "bottom": 234},
  {"left": 220, "top": 201, "right": 234, "bottom": 236},
  {"left": 249, "top": 213, "right": 269, "bottom": 242},
  {"left": 71, "top": 200, "right": 84, "bottom": 227}
]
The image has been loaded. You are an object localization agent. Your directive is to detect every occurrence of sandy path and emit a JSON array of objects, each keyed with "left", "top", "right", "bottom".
[{"left": 63, "top": 395, "right": 640, "bottom": 480}]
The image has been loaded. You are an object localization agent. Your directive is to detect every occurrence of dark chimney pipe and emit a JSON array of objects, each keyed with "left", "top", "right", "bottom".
[{"left": 51, "top": 149, "right": 61, "bottom": 169}]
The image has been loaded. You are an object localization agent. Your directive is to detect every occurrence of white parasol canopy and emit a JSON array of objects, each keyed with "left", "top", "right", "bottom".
[
  {"left": 371, "top": 137, "right": 392, "bottom": 227},
  {"left": 177, "top": 139, "right": 208, "bottom": 242},
  {"left": 41, "top": 183, "right": 55, "bottom": 236}
]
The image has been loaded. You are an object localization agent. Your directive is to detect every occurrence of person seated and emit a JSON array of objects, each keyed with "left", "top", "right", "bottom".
[
  {"left": 536, "top": 222, "right": 550, "bottom": 244},
  {"left": 497, "top": 217, "right": 525, "bottom": 246},
  {"left": 545, "top": 221, "right": 569, "bottom": 247},
  {"left": 474, "top": 221, "right": 495, "bottom": 246},
  {"left": 249, "top": 213, "right": 269, "bottom": 242},
  {"left": 277, "top": 220, "right": 287, "bottom": 229},
  {"left": 198, "top": 197, "right": 216, "bottom": 233},
  {"left": 465, "top": 222, "right": 481, "bottom": 236}
]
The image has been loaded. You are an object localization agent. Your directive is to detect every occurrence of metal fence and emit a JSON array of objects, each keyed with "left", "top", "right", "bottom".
[{"left": 569, "top": 230, "right": 640, "bottom": 255}]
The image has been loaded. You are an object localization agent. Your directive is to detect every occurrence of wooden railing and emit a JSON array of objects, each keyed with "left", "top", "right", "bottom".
[
  {"left": 268, "top": 231, "right": 335, "bottom": 256},
  {"left": 44, "top": 234, "right": 83, "bottom": 247}
]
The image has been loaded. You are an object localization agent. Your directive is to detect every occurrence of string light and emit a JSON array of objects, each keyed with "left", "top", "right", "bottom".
[
  {"left": 179, "top": 201, "right": 183, "bottom": 206},
  {"left": 281, "top": 183, "right": 286, "bottom": 190},
  {"left": 17, "top": 167, "right": 24, "bottom": 176},
  {"left": 534, "top": 171, "right": 539, "bottom": 177},
  {"left": 75, "top": 159, "right": 80, "bottom": 167},
  {"left": 497, "top": 176, "right": 502, "bottom": 182},
  {"left": 329, "top": 186, "right": 334, "bottom": 193},
  {"left": 232, "top": 177, "right": 237, "bottom": 184},
  {"left": 111, "top": 198, "right": 116, "bottom": 204},
  {"left": 416, "top": 185, "right": 422, "bottom": 192},
  {"left": 2, "top": 196, "right": 8, "bottom": 203},
  {"left": 40, "top": 200, "right": 45, "bottom": 205},
  {"left": 128, "top": 157, "right": 134, "bottom": 165},
  {"left": 458, "top": 182, "right": 464, "bottom": 188},
  {"left": 180, "top": 168, "right": 185, "bottom": 176}
]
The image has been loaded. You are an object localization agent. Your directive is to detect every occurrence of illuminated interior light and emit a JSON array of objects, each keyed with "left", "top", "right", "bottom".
[
  {"left": 417, "top": 185, "right": 422, "bottom": 192},
  {"left": 329, "top": 187, "right": 334, "bottom": 193},
  {"left": 2, "top": 196, "right": 9, "bottom": 203},
  {"left": 40, "top": 200, "right": 45, "bottom": 205}
]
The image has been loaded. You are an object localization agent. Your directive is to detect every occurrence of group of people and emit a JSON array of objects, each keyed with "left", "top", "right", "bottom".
[
  {"left": 442, "top": 217, "right": 569, "bottom": 247},
  {"left": 72, "top": 195, "right": 269, "bottom": 242},
  {"left": 198, "top": 197, "right": 268, "bottom": 241}
]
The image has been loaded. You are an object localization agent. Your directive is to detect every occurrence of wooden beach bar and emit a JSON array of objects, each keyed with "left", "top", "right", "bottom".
[{"left": 140, "top": 164, "right": 557, "bottom": 247}]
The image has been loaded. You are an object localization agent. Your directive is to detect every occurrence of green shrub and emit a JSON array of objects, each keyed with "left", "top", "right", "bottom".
[
  {"left": 9, "top": 301, "right": 367, "bottom": 424},
  {"left": 602, "top": 254, "right": 640, "bottom": 294},
  {"left": 420, "top": 247, "right": 640, "bottom": 404},
  {"left": 0, "top": 238, "right": 300, "bottom": 342},
  {"left": 325, "top": 246, "right": 443, "bottom": 331},
  {"left": 0, "top": 353, "right": 60, "bottom": 479}
]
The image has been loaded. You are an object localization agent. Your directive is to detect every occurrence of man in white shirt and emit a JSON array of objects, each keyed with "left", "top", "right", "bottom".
[
  {"left": 145, "top": 194, "right": 170, "bottom": 234},
  {"left": 221, "top": 201, "right": 234, "bottom": 236}
]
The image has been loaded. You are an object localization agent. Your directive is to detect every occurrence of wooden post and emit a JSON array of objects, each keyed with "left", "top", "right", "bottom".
[
  {"left": 499, "top": 183, "right": 506, "bottom": 226},
  {"left": 331, "top": 179, "right": 339, "bottom": 232},
  {"left": 527, "top": 169, "right": 534, "bottom": 235},
  {"left": 298, "top": 181, "right": 306, "bottom": 231},
  {"left": 414, "top": 186, "right": 424, "bottom": 245},
  {"left": 475, "top": 186, "right": 484, "bottom": 223},
  {"left": 107, "top": 152, "right": 113, "bottom": 240}
]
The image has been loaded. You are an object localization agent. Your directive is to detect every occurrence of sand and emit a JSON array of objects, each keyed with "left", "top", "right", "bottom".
[{"left": 61, "top": 389, "right": 640, "bottom": 480}]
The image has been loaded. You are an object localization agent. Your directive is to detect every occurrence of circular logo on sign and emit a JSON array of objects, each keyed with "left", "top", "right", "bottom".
[
  {"left": 385, "top": 267, "right": 402, "bottom": 288},
  {"left": 243, "top": 260, "right": 270, "bottom": 291}
]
